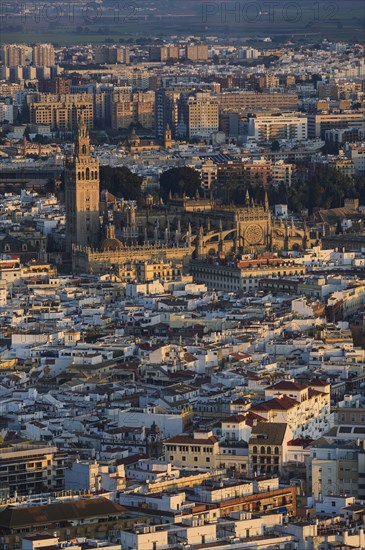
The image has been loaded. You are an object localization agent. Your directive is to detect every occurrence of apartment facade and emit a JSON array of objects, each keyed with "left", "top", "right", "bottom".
[
  {"left": 0, "top": 443, "right": 66, "bottom": 497},
  {"left": 248, "top": 113, "right": 308, "bottom": 141},
  {"left": 252, "top": 381, "right": 331, "bottom": 440},
  {"left": 29, "top": 94, "right": 93, "bottom": 131},
  {"left": 164, "top": 430, "right": 219, "bottom": 468},
  {"left": 191, "top": 261, "right": 305, "bottom": 293},
  {"left": 185, "top": 44, "right": 209, "bottom": 61},
  {"left": 308, "top": 112, "right": 365, "bottom": 138},
  {"left": 214, "top": 91, "right": 299, "bottom": 112},
  {"left": 33, "top": 43, "right": 55, "bottom": 67},
  {"left": 307, "top": 439, "right": 365, "bottom": 499},
  {"left": 1, "top": 44, "right": 31, "bottom": 67},
  {"left": 179, "top": 93, "right": 219, "bottom": 140},
  {"left": 95, "top": 45, "right": 130, "bottom": 64}
]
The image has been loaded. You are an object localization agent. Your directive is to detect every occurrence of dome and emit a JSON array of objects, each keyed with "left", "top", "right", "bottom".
[{"left": 101, "top": 237, "right": 124, "bottom": 251}]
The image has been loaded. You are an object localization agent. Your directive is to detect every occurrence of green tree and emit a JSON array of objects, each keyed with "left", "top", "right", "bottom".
[
  {"left": 159, "top": 167, "right": 201, "bottom": 200},
  {"left": 287, "top": 167, "right": 357, "bottom": 213},
  {"left": 100, "top": 166, "right": 143, "bottom": 202},
  {"left": 33, "top": 134, "right": 47, "bottom": 144},
  {"left": 271, "top": 140, "right": 280, "bottom": 152},
  {"left": 23, "top": 126, "right": 31, "bottom": 141}
]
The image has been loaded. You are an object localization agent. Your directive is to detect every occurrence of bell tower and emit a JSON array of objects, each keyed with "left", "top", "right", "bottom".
[
  {"left": 164, "top": 124, "right": 172, "bottom": 149},
  {"left": 66, "top": 112, "right": 100, "bottom": 253}
]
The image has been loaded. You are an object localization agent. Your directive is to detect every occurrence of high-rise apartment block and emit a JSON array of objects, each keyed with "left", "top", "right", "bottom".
[
  {"left": 178, "top": 92, "right": 219, "bottom": 140},
  {"left": 149, "top": 46, "right": 179, "bottom": 62},
  {"left": 185, "top": 44, "right": 209, "bottom": 61},
  {"left": 32, "top": 43, "right": 55, "bottom": 67},
  {"left": 308, "top": 112, "right": 365, "bottom": 138},
  {"left": 111, "top": 90, "right": 155, "bottom": 130},
  {"left": 1, "top": 44, "right": 32, "bottom": 67},
  {"left": 248, "top": 113, "right": 308, "bottom": 141},
  {"left": 94, "top": 45, "right": 130, "bottom": 64},
  {"left": 214, "top": 91, "right": 299, "bottom": 112},
  {"left": 155, "top": 88, "right": 181, "bottom": 140},
  {"left": 29, "top": 94, "right": 93, "bottom": 132}
]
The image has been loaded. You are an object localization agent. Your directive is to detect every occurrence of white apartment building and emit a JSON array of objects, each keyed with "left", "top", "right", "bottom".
[
  {"left": 0, "top": 102, "right": 14, "bottom": 123},
  {"left": 252, "top": 380, "right": 331, "bottom": 439},
  {"left": 307, "top": 439, "right": 365, "bottom": 499},
  {"left": 248, "top": 113, "right": 308, "bottom": 141},
  {"left": 200, "top": 159, "right": 218, "bottom": 190},
  {"left": 345, "top": 143, "right": 365, "bottom": 176},
  {"left": 119, "top": 513, "right": 294, "bottom": 550}
]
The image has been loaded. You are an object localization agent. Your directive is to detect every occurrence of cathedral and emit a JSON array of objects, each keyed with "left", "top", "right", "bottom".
[{"left": 66, "top": 116, "right": 319, "bottom": 274}]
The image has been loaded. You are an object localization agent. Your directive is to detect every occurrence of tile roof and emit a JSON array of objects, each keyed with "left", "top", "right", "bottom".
[
  {"left": 249, "top": 422, "right": 288, "bottom": 446},
  {"left": 0, "top": 497, "right": 126, "bottom": 529},
  {"left": 268, "top": 381, "right": 307, "bottom": 391},
  {"left": 164, "top": 434, "right": 218, "bottom": 445},
  {"left": 252, "top": 395, "right": 298, "bottom": 412}
]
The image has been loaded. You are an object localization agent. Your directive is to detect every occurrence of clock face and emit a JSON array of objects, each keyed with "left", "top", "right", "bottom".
[{"left": 245, "top": 224, "right": 264, "bottom": 245}]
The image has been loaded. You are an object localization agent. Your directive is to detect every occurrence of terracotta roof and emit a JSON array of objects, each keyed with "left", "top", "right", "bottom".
[
  {"left": 184, "top": 352, "right": 197, "bottom": 362},
  {"left": 252, "top": 395, "right": 298, "bottom": 412},
  {"left": 287, "top": 437, "right": 313, "bottom": 447},
  {"left": 222, "top": 414, "right": 247, "bottom": 424},
  {"left": 310, "top": 379, "right": 330, "bottom": 386},
  {"left": 230, "top": 352, "right": 251, "bottom": 361},
  {"left": 245, "top": 411, "right": 267, "bottom": 427},
  {"left": 232, "top": 397, "right": 250, "bottom": 405},
  {"left": 117, "top": 453, "right": 147, "bottom": 465},
  {"left": 164, "top": 434, "right": 218, "bottom": 445},
  {"left": 314, "top": 207, "right": 363, "bottom": 224},
  {"left": 0, "top": 497, "right": 126, "bottom": 529},
  {"left": 308, "top": 388, "right": 324, "bottom": 398},
  {"left": 268, "top": 381, "right": 307, "bottom": 391}
]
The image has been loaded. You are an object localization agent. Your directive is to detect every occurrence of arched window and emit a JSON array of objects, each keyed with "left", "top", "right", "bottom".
[
  {"left": 78, "top": 171, "right": 81, "bottom": 180},
  {"left": 275, "top": 446, "right": 279, "bottom": 455},
  {"left": 82, "top": 144, "right": 86, "bottom": 154},
  {"left": 260, "top": 446, "right": 265, "bottom": 455},
  {"left": 4, "top": 244, "right": 10, "bottom": 252},
  {"left": 267, "top": 446, "right": 271, "bottom": 455},
  {"left": 22, "top": 244, "right": 27, "bottom": 251},
  {"left": 86, "top": 167, "right": 90, "bottom": 179},
  {"left": 82, "top": 171, "right": 85, "bottom": 179},
  {"left": 253, "top": 446, "right": 257, "bottom": 454}
]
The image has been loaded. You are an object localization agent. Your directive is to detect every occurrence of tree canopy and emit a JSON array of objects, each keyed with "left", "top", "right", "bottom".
[
  {"left": 246, "top": 168, "right": 365, "bottom": 214},
  {"left": 100, "top": 166, "right": 143, "bottom": 202},
  {"left": 159, "top": 167, "right": 201, "bottom": 200}
]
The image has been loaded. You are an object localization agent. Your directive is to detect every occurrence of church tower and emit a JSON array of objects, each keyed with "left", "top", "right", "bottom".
[
  {"left": 66, "top": 112, "right": 100, "bottom": 252},
  {"left": 164, "top": 124, "right": 172, "bottom": 149}
]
